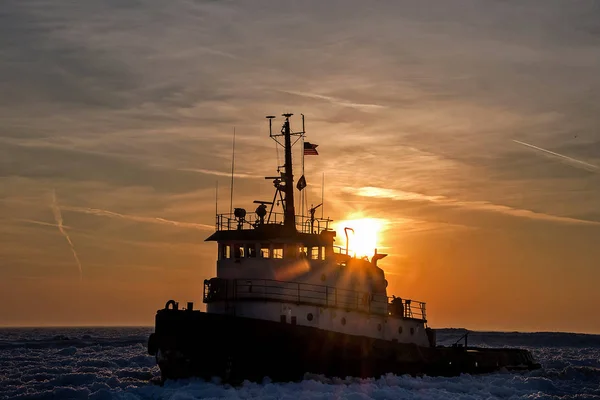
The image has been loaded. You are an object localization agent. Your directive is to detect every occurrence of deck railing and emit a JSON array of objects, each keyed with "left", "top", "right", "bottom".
[
  {"left": 203, "top": 278, "right": 426, "bottom": 321},
  {"left": 215, "top": 212, "right": 332, "bottom": 234}
]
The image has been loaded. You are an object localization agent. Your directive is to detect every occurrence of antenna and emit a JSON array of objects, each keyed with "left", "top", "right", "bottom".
[
  {"left": 266, "top": 115, "right": 276, "bottom": 137},
  {"left": 215, "top": 180, "right": 218, "bottom": 216},
  {"left": 229, "top": 127, "right": 236, "bottom": 215}
]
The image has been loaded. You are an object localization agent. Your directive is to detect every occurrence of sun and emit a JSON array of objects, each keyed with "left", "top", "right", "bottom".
[{"left": 332, "top": 217, "right": 386, "bottom": 258}]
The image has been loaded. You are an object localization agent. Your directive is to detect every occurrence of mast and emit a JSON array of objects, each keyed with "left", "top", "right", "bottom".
[
  {"left": 267, "top": 113, "right": 306, "bottom": 233},
  {"left": 301, "top": 114, "right": 306, "bottom": 218},
  {"left": 282, "top": 113, "right": 296, "bottom": 231}
]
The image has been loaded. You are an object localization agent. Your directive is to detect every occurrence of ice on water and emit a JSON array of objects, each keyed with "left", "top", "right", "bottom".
[{"left": 0, "top": 327, "right": 599, "bottom": 399}]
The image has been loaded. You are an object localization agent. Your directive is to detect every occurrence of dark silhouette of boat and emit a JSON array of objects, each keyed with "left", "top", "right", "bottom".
[{"left": 147, "top": 114, "right": 541, "bottom": 383}]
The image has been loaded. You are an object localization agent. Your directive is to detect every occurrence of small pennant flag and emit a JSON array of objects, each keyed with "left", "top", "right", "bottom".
[
  {"left": 296, "top": 175, "right": 307, "bottom": 191},
  {"left": 304, "top": 142, "right": 319, "bottom": 155}
]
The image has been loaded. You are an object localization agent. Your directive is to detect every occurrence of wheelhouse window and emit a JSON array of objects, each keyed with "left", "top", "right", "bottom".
[
  {"left": 321, "top": 246, "right": 326, "bottom": 260},
  {"left": 272, "top": 244, "right": 283, "bottom": 259},
  {"left": 260, "top": 244, "right": 270, "bottom": 258},
  {"left": 299, "top": 246, "right": 308, "bottom": 259},
  {"left": 310, "top": 247, "right": 319, "bottom": 260},
  {"left": 233, "top": 244, "right": 244, "bottom": 258},
  {"left": 247, "top": 244, "right": 257, "bottom": 258},
  {"left": 220, "top": 244, "right": 231, "bottom": 259}
]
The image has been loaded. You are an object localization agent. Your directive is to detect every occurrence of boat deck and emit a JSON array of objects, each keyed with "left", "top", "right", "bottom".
[{"left": 203, "top": 277, "right": 427, "bottom": 321}]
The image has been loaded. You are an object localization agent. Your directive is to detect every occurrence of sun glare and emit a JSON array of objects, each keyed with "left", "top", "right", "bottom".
[{"left": 333, "top": 217, "right": 386, "bottom": 258}]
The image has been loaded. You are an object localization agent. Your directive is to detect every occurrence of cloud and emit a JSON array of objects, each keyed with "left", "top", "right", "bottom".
[
  {"left": 61, "top": 206, "right": 214, "bottom": 231},
  {"left": 351, "top": 186, "right": 600, "bottom": 226},
  {"left": 0, "top": 141, "right": 222, "bottom": 194}
]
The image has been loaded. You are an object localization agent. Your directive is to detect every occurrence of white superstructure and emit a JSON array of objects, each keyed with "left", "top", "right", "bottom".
[{"left": 203, "top": 114, "right": 432, "bottom": 348}]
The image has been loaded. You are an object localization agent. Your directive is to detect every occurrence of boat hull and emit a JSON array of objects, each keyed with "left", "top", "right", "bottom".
[{"left": 148, "top": 308, "right": 541, "bottom": 383}]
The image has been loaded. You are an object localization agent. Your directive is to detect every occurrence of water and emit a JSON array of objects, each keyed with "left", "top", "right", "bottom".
[{"left": 1, "top": 327, "right": 598, "bottom": 399}]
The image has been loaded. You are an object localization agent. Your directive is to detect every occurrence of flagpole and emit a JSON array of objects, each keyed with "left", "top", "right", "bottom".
[{"left": 301, "top": 118, "right": 305, "bottom": 218}]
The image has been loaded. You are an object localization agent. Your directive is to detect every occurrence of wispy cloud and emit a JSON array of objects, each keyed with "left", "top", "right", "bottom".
[
  {"left": 61, "top": 206, "right": 214, "bottom": 231},
  {"left": 352, "top": 186, "right": 600, "bottom": 226},
  {"left": 155, "top": 45, "right": 238, "bottom": 61},
  {"left": 512, "top": 140, "right": 599, "bottom": 173},
  {"left": 281, "top": 90, "right": 386, "bottom": 111},
  {"left": 50, "top": 190, "right": 83, "bottom": 280},
  {"left": 355, "top": 187, "right": 446, "bottom": 203}
]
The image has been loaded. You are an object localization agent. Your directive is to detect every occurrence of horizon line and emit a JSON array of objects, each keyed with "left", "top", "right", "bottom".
[{"left": 0, "top": 324, "right": 598, "bottom": 336}]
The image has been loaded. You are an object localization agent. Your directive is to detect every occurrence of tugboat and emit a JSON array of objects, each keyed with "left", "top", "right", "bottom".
[{"left": 147, "top": 113, "right": 541, "bottom": 383}]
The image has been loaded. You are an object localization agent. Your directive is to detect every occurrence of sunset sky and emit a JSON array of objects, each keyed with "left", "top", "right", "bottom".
[{"left": 1, "top": 0, "right": 599, "bottom": 333}]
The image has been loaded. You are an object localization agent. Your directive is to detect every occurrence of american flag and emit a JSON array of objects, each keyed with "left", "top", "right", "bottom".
[{"left": 304, "top": 142, "right": 319, "bottom": 155}]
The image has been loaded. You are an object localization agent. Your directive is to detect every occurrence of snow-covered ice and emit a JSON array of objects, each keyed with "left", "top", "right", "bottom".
[{"left": 1, "top": 327, "right": 598, "bottom": 399}]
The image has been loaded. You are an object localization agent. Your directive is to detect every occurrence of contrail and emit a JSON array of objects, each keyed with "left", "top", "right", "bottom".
[
  {"left": 180, "top": 168, "right": 261, "bottom": 179},
  {"left": 51, "top": 190, "right": 83, "bottom": 281},
  {"left": 61, "top": 206, "right": 215, "bottom": 231},
  {"left": 512, "top": 140, "right": 599, "bottom": 172},
  {"left": 280, "top": 90, "right": 386, "bottom": 111},
  {"left": 11, "top": 218, "right": 71, "bottom": 229}
]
